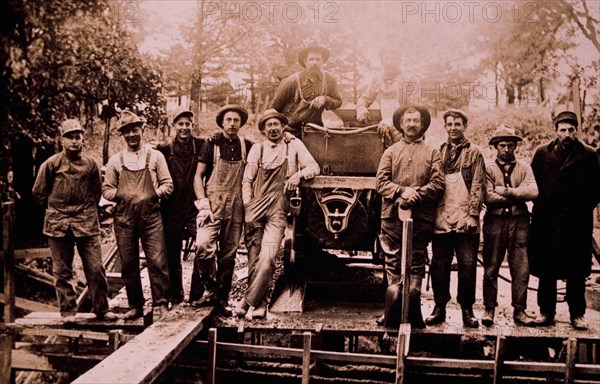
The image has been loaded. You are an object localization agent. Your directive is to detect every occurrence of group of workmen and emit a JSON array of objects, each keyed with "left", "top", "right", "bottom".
[{"left": 33, "top": 44, "right": 600, "bottom": 330}]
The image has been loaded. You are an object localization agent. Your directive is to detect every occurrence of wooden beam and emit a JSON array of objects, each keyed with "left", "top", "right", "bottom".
[
  {"left": 3, "top": 202, "right": 16, "bottom": 323},
  {"left": 565, "top": 338, "right": 577, "bottom": 384},
  {"left": 11, "top": 349, "right": 54, "bottom": 372},
  {"left": 0, "top": 293, "right": 58, "bottom": 313},
  {"left": 0, "top": 333, "right": 12, "bottom": 384},
  {"left": 302, "top": 332, "right": 311, "bottom": 384},
  {"left": 493, "top": 336, "right": 506, "bottom": 384},
  {"left": 395, "top": 323, "right": 411, "bottom": 384},
  {"left": 206, "top": 328, "right": 216, "bottom": 384},
  {"left": 72, "top": 308, "right": 210, "bottom": 384}
]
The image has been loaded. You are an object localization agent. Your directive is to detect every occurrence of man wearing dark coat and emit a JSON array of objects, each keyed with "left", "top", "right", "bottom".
[{"left": 528, "top": 110, "right": 600, "bottom": 330}]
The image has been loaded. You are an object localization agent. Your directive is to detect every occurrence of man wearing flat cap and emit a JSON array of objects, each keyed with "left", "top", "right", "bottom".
[
  {"left": 235, "top": 109, "right": 319, "bottom": 318},
  {"left": 481, "top": 125, "right": 538, "bottom": 327},
  {"left": 427, "top": 108, "right": 486, "bottom": 328},
  {"left": 528, "top": 110, "right": 600, "bottom": 330},
  {"left": 33, "top": 119, "right": 117, "bottom": 323},
  {"left": 375, "top": 104, "right": 444, "bottom": 328},
  {"left": 103, "top": 110, "right": 173, "bottom": 320},
  {"left": 270, "top": 44, "right": 342, "bottom": 138},
  {"left": 155, "top": 107, "right": 205, "bottom": 307},
  {"left": 188, "top": 105, "right": 253, "bottom": 315}
]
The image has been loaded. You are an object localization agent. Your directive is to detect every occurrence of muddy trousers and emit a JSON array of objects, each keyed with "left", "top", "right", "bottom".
[
  {"left": 243, "top": 209, "right": 286, "bottom": 308},
  {"left": 190, "top": 213, "right": 243, "bottom": 303},
  {"left": 48, "top": 230, "right": 110, "bottom": 316},
  {"left": 115, "top": 211, "right": 170, "bottom": 309},
  {"left": 537, "top": 276, "right": 586, "bottom": 319},
  {"left": 380, "top": 217, "right": 432, "bottom": 327}
]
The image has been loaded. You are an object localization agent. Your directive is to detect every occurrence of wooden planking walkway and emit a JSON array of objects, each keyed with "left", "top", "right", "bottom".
[{"left": 72, "top": 307, "right": 211, "bottom": 384}]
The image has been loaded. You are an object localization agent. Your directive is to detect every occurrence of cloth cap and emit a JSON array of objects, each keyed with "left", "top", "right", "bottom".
[
  {"left": 60, "top": 119, "right": 84, "bottom": 136},
  {"left": 117, "top": 110, "right": 145, "bottom": 132},
  {"left": 489, "top": 124, "right": 523, "bottom": 145},
  {"left": 392, "top": 104, "right": 432, "bottom": 135},
  {"left": 215, "top": 104, "right": 249, "bottom": 128},
  {"left": 171, "top": 107, "right": 194, "bottom": 125},
  {"left": 443, "top": 108, "right": 469, "bottom": 125},
  {"left": 258, "top": 109, "right": 288, "bottom": 131},
  {"left": 553, "top": 110, "right": 578, "bottom": 129},
  {"left": 298, "top": 44, "right": 330, "bottom": 67}
]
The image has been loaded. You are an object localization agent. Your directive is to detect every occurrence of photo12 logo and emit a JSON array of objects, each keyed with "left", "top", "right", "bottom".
[
  {"left": 400, "top": 1, "right": 540, "bottom": 24},
  {"left": 110, "top": 1, "right": 140, "bottom": 24},
  {"left": 201, "top": 1, "right": 340, "bottom": 24}
]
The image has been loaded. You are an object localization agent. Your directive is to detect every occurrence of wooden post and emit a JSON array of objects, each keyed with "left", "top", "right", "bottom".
[
  {"left": 493, "top": 336, "right": 506, "bottom": 384},
  {"left": 565, "top": 338, "right": 577, "bottom": 384},
  {"left": 207, "top": 328, "right": 217, "bottom": 384},
  {"left": 302, "top": 332, "right": 312, "bottom": 384},
  {"left": 0, "top": 333, "right": 13, "bottom": 384},
  {"left": 108, "top": 330, "right": 122, "bottom": 353},
  {"left": 395, "top": 323, "right": 411, "bottom": 384},
  {"left": 2, "top": 202, "right": 16, "bottom": 323},
  {"left": 400, "top": 219, "right": 413, "bottom": 325}
]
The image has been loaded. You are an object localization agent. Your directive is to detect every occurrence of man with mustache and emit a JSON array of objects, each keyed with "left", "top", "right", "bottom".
[
  {"left": 236, "top": 109, "right": 319, "bottom": 318},
  {"left": 427, "top": 109, "right": 486, "bottom": 328},
  {"left": 481, "top": 125, "right": 538, "bottom": 327},
  {"left": 375, "top": 105, "right": 444, "bottom": 329},
  {"left": 528, "top": 110, "right": 600, "bottom": 330},
  {"left": 156, "top": 107, "right": 205, "bottom": 308},
  {"left": 270, "top": 44, "right": 342, "bottom": 138},
  {"left": 188, "top": 105, "right": 253, "bottom": 315},
  {"left": 33, "top": 119, "right": 117, "bottom": 323},
  {"left": 103, "top": 110, "right": 173, "bottom": 320}
]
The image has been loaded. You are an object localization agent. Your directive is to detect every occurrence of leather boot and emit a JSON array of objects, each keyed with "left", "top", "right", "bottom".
[
  {"left": 425, "top": 305, "right": 446, "bottom": 325},
  {"left": 462, "top": 307, "right": 479, "bottom": 328},
  {"left": 382, "top": 283, "right": 402, "bottom": 328},
  {"left": 481, "top": 307, "right": 495, "bottom": 327},
  {"left": 408, "top": 275, "right": 425, "bottom": 329}
]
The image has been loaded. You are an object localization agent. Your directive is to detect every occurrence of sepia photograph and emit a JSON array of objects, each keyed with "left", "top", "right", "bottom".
[{"left": 1, "top": 1, "right": 599, "bottom": 383}]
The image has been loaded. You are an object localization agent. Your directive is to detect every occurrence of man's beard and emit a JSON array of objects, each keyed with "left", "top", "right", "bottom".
[{"left": 560, "top": 136, "right": 575, "bottom": 149}]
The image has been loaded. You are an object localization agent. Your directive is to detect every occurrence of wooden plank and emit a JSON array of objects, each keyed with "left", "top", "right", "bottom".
[
  {"left": 0, "top": 293, "right": 58, "bottom": 312},
  {"left": 206, "top": 328, "right": 216, "bottom": 384},
  {"left": 301, "top": 176, "right": 376, "bottom": 190},
  {"left": 3, "top": 202, "right": 16, "bottom": 323},
  {"left": 565, "top": 338, "right": 577, "bottom": 384},
  {"left": 72, "top": 308, "right": 210, "bottom": 384},
  {"left": 395, "top": 331, "right": 408, "bottom": 384},
  {"left": 11, "top": 349, "right": 54, "bottom": 371},
  {"left": 0, "top": 333, "right": 12, "bottom": 384},
  {"left": 0, "top": 248, "right": 52, "bottom": 260},
  {"left": 302, "top": 332, "right": 311, "bottom": 384},
  {"left": 493, "top": 335, "right": 506, "bottom": 384}
]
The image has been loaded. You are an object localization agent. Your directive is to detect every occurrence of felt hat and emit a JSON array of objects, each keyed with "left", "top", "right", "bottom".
[
  {"left": 117, "top": 110, "right": 145, "bottom": 132},
  {"left": 392, "top": 104, "right": 431, "bottom": 134},
  {"left": 215, "top": 104, "right": 249, "bottom": 128},
  {"left": 553, "top": 110, "right": 578, "bottom": 129},
  {"left": 442, "top": 108, "right": 469, "bottom": 125},
  {"left": 171, "top": 106, "right": 194, "bottom": 125},
  {"left": 298, "top": 44, "right": 330, "bottom": 67},
  {"left": 489, "top": 124, "right": 523, "bottom": 146},
  {"left": 258, "top": 109, "right": 288, "bottom": 131},
  {"left": 59, "top": 119, "right": 84, "bottom": 136}
]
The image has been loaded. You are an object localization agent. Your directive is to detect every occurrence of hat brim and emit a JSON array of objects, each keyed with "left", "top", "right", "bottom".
[
  {"left": 61, "top": 128, "right": 84, "bottom": 137},
  {"left": 489, "top": 136, "right": 523, "bottom": 145},
  {"left": 117, "top": 121, "right": 144, "bottom": 133},
  {"left": 258, "top": 112, "right": 288, "bottom": 131},
  {"left": 392, "top": 104, "right": 431, "bottom": 134},
  {"left": 298, "top": 46, "right": 330, "bottom": 67},
  {"left": 216, "top": 106, "right": 249, "bottom": 128},
  {"left": 172, "top": 111, "right": 194, "bottom": 124}
]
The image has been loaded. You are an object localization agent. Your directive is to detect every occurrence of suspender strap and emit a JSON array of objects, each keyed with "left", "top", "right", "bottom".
[
  {"left": 145, "top": 150, "right": 151, "bottom": 167},
  {"left": 213, "top": 143, "right": 220, "bottom": 165},
  {"left": 496, "top": 160, "right": 517, "bottom": 187}
]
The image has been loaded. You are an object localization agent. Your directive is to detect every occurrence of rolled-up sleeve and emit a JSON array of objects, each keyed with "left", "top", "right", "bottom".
[
  {"left": 153, "top": 150, "right": 173, "bottom": 198},
  {"left": 294, "top": 141, "right": 320, "bottom": 179},
  {"left": 102, "top": 155, "right": 120, "bottom": 202},
  {"left": 242, "top": 143, "right": 261, "bottom": 205}
]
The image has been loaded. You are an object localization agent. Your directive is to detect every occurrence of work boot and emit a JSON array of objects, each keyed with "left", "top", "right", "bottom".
[
  {"left": 534, "top": 313, "right": 555, "bottom": 327},
  {"left": 481, "top": 307, "right": 495, "bottom": 327},
  {"left": 252, "top": 299, "right": 268, "bottom": 319},
  {"left": 190, "top": 290, "right": 216, "bottom": 308},
  {"left": 408, "top": 275, "right": 425, "bottom": 329},
  {"left": 214, "top": 299, "right": 232, "bottom": 317},
  {"left": 376, "top": 314, "right": 385, "bottom": 326},
  {"left": 462, "top": 308, "right": 479, "bottom": 328},
  {"left": 122, "top": 307, "right": 143, "bottom": 320},
  {"left": 425, "top": 306, "right": 446, "bottom": 325},
  {"left": 234, "top": 299, "right": 250, "bottom": 318},
  {"left": 152, "top": 304, "right": 168, "bottom": 321},
  {"left": 513, "top": 310, "right": 536, "bottom": 327},
  {"left": 97, "top": 310, "right": 118, "bottom": 322},
  {"left": 571, "top": 316, "right": 588, "bottom": 330}
]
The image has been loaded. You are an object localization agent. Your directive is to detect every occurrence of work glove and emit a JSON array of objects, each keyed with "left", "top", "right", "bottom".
[
  {"left": 195, "top": 198, "right": 214, "bottom": 226},
  {"left": 356, "top": 106, "right": 370, "bottom": 123},
  {"left": 309, "top": 96, "right": 326, "bottom": 109}
]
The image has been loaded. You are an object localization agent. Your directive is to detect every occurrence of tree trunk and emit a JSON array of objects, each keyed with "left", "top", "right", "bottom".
[{"left": 103, "top": 117, "right": 110, "bottom": 165}]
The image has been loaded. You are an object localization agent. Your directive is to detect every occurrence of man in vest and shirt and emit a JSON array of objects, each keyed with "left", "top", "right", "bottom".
[
  {"left": 236, "top": 109, "right": 320, "bottom": 318},
  {"left": 33, "top": 119, "right": 117, "bottom": 323},
  {"left": 270, "top": 44, "right": 342, "bottom": 138},
  {"left": 156, "top": 107, "right": 205, "bottom": 307},
  {"left": 528, "top": 110, "right": 600, "bottom": 330},
  {"left": 189, "top": 105, "right": 253, "bottom": 315},
  {"left": 482, "top": 125, "right": 538, "bottom": 327},
  {"left": 426, "top": 108, "right": 486, "bottom": 328},
  {"left": 103, "top": 111, "right": 173, "bottom": 320},
  {"left": 375, "top": 104, "right": 444, "bottom": 328}
]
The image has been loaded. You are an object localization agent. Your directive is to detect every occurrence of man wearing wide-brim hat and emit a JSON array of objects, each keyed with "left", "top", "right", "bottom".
[
  {"left": 375, "top": 104, "right": 444, "bottom": 329},
  {"left": 528, "top": 110, "right": 600, "bottom": 330},
  {"left": 270, "top": 43, "right": 342, "bottom": 138},
  {"left": 481, "top": 124, "right": 538, "bottom": 327},
  {"left": 188, "top": 104, "right": 253, "bottom": 315},
  {"left": 234, "top": 109, "right": 319, "bottom": 319},
  {"left": 103, "top": 110, "right": 173, "bottom": 320}
]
